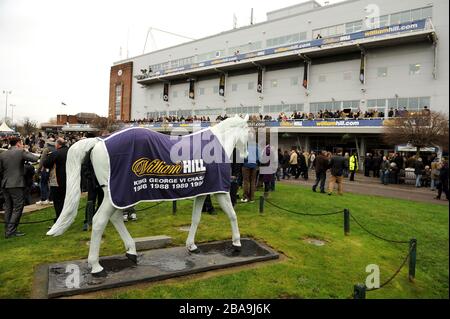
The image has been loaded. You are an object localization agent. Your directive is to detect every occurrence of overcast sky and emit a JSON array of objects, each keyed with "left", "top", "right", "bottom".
[{"left": 0, "top": 0, "right": 344, "bottom": 125}]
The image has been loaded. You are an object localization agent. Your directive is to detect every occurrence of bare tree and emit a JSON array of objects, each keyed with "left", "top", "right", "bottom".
[
  {"left": 383, "top": 111, "right": 449, "bottom": 154},
  {"left": 17, "top": 117, "right": 38, "bottom": 136},
  {"left": 90, "top": 117, "right": 121, "bottom": 134}
]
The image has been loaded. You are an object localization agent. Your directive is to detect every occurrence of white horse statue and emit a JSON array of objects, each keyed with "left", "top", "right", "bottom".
[{"left": 47, "top": 115, "right": 249, "bottom": 277}]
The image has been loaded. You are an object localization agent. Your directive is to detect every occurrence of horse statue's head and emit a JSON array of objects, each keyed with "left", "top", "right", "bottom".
[{"left": 211, "top": 114, "right": 249, "bottom": 158}]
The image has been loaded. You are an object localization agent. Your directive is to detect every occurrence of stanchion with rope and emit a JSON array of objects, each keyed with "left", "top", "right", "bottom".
[
  {"left": 348, "top": 212, "right": 410, "bottom": 244},
  {"left": 352, "top": 239, "right": 417, "bottom": 299},
  {"left": 265, "top": 199, "right": 344, "bottom": 217},
  {"left": 134, "top": 202, "right": 163, "bottom": 213}
]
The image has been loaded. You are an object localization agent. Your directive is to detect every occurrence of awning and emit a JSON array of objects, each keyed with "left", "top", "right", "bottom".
[{"left": 0, "top": 122, "right": 14, "bottom": 133}]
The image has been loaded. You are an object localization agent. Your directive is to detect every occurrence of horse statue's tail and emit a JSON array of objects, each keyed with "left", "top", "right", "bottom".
[{"left": 47, "top": 138, "right": 99, "bottom": 237}]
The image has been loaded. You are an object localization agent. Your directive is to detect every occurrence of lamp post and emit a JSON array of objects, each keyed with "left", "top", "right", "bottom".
[
  {"left": 9, "top": 104, "right": 16, "bottom": 124},
  {"left": 2, "top": 90, "right": 12, "bottom": 122}
]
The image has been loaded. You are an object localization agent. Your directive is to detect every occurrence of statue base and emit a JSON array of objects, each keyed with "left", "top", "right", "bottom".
[{"left": 39, "top": 238, "right": 278, "bottom": 298}]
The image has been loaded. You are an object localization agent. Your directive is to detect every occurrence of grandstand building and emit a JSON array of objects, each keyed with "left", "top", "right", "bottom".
[{"left": 108, "top": 0, "right": 448, "bottom": 155}]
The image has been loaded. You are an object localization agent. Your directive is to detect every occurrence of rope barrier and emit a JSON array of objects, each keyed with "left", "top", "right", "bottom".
[
  {"left": 368, "top": 243, "right": 414, "bottom": 291},
  {"left": 265, "top": 199, "right": 344, "bottom": 216},
  {"left": 134, "top": 202, "right": 163, "bottom": 212},
  {"left": 349, "top": 213, "right": 410, "bottom": 244},
  {"left": 352, "top": 242, "right": 416, "bottom": 298}
]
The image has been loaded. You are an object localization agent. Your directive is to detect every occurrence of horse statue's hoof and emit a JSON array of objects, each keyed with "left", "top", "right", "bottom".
[
  {"left": 188, "top": 248, "right": 201, "bottom": 254},
  {"left": 91, "top": 269, "right": 108, "bottom": 278},
  {"left": 126, "top": 253, "right": 138, "bottom": 264},
  {"left": 232, "top": 244, "right": 242, "bottom": 253},
  {"left": 224, "top": 244, "right": 241, "bottom": 257}
]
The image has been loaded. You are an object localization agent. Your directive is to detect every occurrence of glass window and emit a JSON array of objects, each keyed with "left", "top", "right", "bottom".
[
  {"left": 388, "top": 98, "right": 398, "bottom": 108},
  {"left": 377, "top": 67, "right": 388, "bottom": 78},
  {"left": 367, "top": 100, "right": 377, "bottom": 108},
  {"left": 248, "top": 82, "right": 254, "bottom": 90},
  {"left": 408, "top": 97, "right": 419, "bottom": 110},
  {"left": 290, "top": 77, "right": 298, "bottom": 86},
  {"left": 345, "top": 21, "right": 362, "bottom": 34},
  {"left": 115, "top": 84, "right": 122, "bottom": 120},
  {"left": 232, "top": 83, "right": 238, "bottom": 92},
  {"left": 336, "top": 24, "right": 345, "bottom": 35},
  {"left": 411, "top": 8, "right": 422, "bottom": 21},
  {"left": 390, "top": 13, "right": 401, "bottom": 25},
  {"left": 379, "top": 15, "right": 389, "bottom": 27},
  {"left": 400, "top": 11, "right": 411, "bottom": 23},
  {"left": 419, "top": 97, "right": 431, "bottom": 108},
  {"left": 422, "top": 7, "right": 432, "bottom": 19},
  {"left": 409, "top": 63, "right": 421, "bottom": 75},
  {"left": 377, "top": 99, "right": 386, "bottom": 107},
  {"left": 398, "top": 98, "right": 408, "bottom": 108},
  {"left": 299, "top": 32, "right": 307, "bottom": 41}
]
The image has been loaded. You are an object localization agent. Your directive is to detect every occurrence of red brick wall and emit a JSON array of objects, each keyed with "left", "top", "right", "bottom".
[{"left": 109, "top": 62, "right": 133, "bottom": 121}]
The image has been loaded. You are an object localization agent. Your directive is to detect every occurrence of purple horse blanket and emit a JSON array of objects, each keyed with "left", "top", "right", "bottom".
[{"left": 101, "top": 127, "right": 231, "bottom": 209}]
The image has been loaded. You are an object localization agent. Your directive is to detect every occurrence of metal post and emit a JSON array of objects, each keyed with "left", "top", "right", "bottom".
[
  {"left": 172, "top": 201, "right": 177, "bottom": 215},
  {"left": 353, "top": 284, "right": 366, "bottom": 299},
  {"left": 409, "top": 238, "right": 417, "bottom": 282},
  {"left": 344, "top": 209, "right": 350, "bottom": 236},
  {"left": 259, "top": 196, "right": 264, "bottom": 214}
]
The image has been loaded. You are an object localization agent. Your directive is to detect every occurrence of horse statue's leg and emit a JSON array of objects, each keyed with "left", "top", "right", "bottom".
[
  {"left": 87, "top": 195, "right": 116, "bottom": 276},
  {"left": 216, "top": 193, "right": 241, "bottom": 249},
  {"left": 109, "top": 210, "right": 138, "bottom": 263},
  {"left": 186, "top": 195, "right": 207, "bottom": 252}
]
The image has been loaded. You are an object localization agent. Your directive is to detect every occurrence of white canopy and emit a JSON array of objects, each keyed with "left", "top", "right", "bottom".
[{"left": 0, "top": 122, "right": 14, "bottom": 133}]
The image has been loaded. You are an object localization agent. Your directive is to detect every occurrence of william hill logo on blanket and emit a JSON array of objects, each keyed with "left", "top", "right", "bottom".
[{"left": 132, "top": 158, "right": 206, "bottom": 177}]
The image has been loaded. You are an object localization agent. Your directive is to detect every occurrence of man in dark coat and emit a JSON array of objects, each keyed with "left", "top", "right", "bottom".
[
  {"left": 0, "top": 137, "right": 39, "bottom": 238},
  {"left": 436, "top": 161, "right": 449, "bottom": 201},
  {"left": 327, "top": 148, "right": 348, "bottom": 196},
  {"left": 43, "top": 138, "right": 69, "bottom": 222},
  {"left": 312, "top": 150, "right": 329, "bottom": 193}
]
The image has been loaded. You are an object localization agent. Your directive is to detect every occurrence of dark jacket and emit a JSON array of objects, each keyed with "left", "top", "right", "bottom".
[
  {"left": 314, "top": 154, "right": 329, "bottom": 172},
  {"left": 0, "top": 146, "right": 39, "bottom": 188},
  {"left": 44, "top": 145, "right": 69, "bottom": 189},
  {"left": 439, "top": 165, "right": 448, "bottom": 184},
  {"left": 414, "top": 161, "right": 424, "bottom": 175},
  {"left": 329, "top": 155, "right": 348, "bottom": 177},
  {"left": 24, "top": 162, "right": 36, "bottom": 188}
]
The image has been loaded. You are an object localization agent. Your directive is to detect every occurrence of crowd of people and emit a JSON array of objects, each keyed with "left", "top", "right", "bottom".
[
  {"left": 125, "top": 106, "right": 429, "bottom": 125},
  {"left": 1, "top": 125, "right": 448, "bottom": 239},
  {"left": 0, "top": 131, "right": 139, "bottom": 239}
]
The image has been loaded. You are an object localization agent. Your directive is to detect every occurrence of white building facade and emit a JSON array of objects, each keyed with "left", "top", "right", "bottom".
[{"left": 108, "top": 0, "right": 448, "bottom": 154}]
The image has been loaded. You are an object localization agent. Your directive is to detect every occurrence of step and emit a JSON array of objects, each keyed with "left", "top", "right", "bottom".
[{"left": 134, "top": 235, "right": 172, "bottom": 251}]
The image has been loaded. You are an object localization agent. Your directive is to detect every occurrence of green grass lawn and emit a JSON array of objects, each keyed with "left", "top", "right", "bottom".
[{"left": 0, "top": 183, "right": 448, "bottom": 299}]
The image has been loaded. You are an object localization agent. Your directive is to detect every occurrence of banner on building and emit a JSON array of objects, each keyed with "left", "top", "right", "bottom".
[
  {"left": 302, "top": 60, "right": 309, "bottom": 89},
  {"left": 257, "top": 68, "right": 263, "bottom": 93},
  {"left": 219, "top": 74, "right": 225, "bottom": 96},
  {"left": 163, "top": 83, "right": 169, "bottom": 102},
  {"left": 359, "top": 52, "right": 365, "bottom": 84},
  {"left": 189, "top": 79, "right": 195, "bottom": 99}
]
